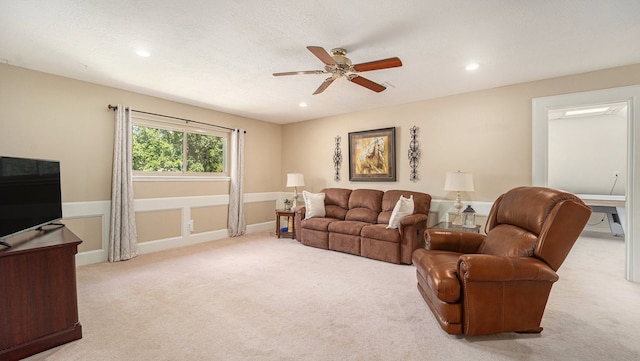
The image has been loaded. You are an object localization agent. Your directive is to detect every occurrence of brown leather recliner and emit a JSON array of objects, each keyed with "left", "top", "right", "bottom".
[{"left": 412, "top": 186, "right": 592, "bottom": 336}]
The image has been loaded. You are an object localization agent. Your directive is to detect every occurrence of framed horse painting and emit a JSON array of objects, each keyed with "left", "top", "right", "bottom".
[{"left": 348, "top": 127, "right": 396, "bottom": 181}]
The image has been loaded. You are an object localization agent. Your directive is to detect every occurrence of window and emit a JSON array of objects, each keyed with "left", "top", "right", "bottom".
[{"left": 132, "top": 120, "right": 228, "bottom": 177}]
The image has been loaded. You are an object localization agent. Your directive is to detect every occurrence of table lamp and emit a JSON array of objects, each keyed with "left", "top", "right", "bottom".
[
  {"left": 444, "top": 170, "right": 474, "bottom": 225},
  {"left": 286, "top": 173, "right": 305, "bottom": 208}
]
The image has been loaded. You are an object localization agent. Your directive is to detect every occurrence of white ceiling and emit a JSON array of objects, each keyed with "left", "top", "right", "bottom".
[{"left": 2, "top": 1, "right": 640, "bottom": 124}]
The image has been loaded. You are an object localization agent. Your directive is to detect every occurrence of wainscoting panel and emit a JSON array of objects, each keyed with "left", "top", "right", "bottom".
[{"left": 65, "top": 192, "right": 281, "bottom": 266}]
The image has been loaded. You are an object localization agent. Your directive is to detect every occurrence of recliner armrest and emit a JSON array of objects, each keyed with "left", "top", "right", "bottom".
[
  {"left": 427, "top": 230, "right": 485, "bottom": 253},
  {"left": 458, "top": 255, "right": 559, "bottom": 282}
]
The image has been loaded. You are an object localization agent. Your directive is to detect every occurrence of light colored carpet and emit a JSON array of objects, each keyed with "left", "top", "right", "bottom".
[{"left": 25, "top": 231, "right": 640, "bottom": 360}]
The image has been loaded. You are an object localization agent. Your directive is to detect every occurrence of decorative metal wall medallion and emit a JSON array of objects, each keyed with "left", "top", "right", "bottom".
[
  {"left": 333, "top": 135, "right": 342, "bottom": 181},
  {"left": 408, "top": 126, "right": 421, "bottom": 182}
]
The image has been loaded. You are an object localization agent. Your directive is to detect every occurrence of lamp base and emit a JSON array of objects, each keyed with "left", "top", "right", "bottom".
[
  {"left": 450, "top": 192, "right": 464, "bottom": 226},
  {"left": 292, "top": 187, "right": 299, "bottom": 208}
]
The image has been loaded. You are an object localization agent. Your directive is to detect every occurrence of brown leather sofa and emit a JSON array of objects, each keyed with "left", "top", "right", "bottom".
[
  {"left": 293, "top": 188, "right": 432, "bottom": 264},
  {"left": 412, "top": 186, "right": 591, "bottom": 336}
]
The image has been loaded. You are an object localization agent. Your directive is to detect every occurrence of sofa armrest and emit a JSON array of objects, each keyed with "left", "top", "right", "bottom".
[
  {"left": 399, "top": 213, "right": 428, "bottom": 226},
  {"left": 427, "top": 230, "right": 485, "bottom": 253},
  {"left": 397, "top": 214, "right": 429, "bottom": 264},
  {"left": 293, "top": 206, "right": 306, "bottom": 240},
  {"left": 293, "top": 205, "right": 305, "bottom": 218},
  {"left": 458, "top": 255, "right": 559, "bottom": 282}
]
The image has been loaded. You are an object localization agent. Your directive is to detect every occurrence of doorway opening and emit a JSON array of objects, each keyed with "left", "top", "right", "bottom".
[
  {"left": 547, "top": 102, "right": 627, "bottom": 236},
  {"left": 532, "top": 84, "right": 640, "bottom": 282}
]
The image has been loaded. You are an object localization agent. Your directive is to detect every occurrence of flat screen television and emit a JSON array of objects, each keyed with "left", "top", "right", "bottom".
[{"left": 0, "top": 156, "right": 63, "bottom": 242}]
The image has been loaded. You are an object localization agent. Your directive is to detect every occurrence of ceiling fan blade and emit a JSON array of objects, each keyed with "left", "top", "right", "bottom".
[
  {"left": 313, "top": 78, "right": 335, "bottom": 95},
  {"left": 348, "top": 75, "right": 386, "bottom": 93},
  {"left": 307, "top": 46, "right": 337, "bottom": 66},
  {"left": 352, "top": 57, "right": 402, "bottom": 72},
  {"left": 273, "top": 70, "right": 324, "bottom": 76}
]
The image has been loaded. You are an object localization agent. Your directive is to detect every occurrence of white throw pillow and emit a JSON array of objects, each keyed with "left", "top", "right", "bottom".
[
  {"left": 386, "top": 195, "right": 414, "bottom": 229},
  {"left": 303, "top": 191, "right": 326, "bottom": 219}
]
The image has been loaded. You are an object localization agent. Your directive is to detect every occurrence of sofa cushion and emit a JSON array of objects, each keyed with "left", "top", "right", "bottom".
[
  {"left": 345, "top": 189, "right": 383, "bottom": 223},
  {"left": 303, "top": 191, "right": 326, "bottom": 219},
  {"left": 301, "top": 217, "right": 341, "bottom": 232},
  {"left": 378, "top": 190, "right": 432, "bottom": 225},
  {"left": 361, "top": 224, "right": 401, "bottom": 243},
  {"left": 387, "top": 195, "right": 414, "bottom": 229},
  {"left": 321, "top": 188, "right": 352, "bottom": 220},
  {"left": 328, "top": 220, "right": 370, "bottom": 236},
  {"left": 321, "top": 187, "right": 351, "bottom": 209}
]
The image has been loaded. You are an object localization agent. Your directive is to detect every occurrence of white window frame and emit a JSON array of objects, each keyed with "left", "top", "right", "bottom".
[{"left": 131, "top": 116, "right": 230, "bottom": 182}]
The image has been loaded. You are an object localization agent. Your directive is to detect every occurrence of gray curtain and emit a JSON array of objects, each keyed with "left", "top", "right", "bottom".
[
  {"left": 109, "top": 105, "right": 138, "bottom": 262},
  {"left": 228, "top": 128, "right": 246, "bottom": 236}
]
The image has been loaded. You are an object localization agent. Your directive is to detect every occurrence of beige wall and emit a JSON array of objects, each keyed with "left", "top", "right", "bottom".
[
  {"left": 3, "top": 62, "right": 640, "bottom": 260},
  {"left": 282, "top": 63, "right": 640, "bottom": 204},
  {"left": 0, "top": 64, "right": 282, "bottom": 252}
]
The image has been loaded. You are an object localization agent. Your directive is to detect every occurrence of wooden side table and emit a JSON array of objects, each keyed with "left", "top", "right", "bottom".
[{"left": 275, "top": 209, "right": 295, "bottom": 238}]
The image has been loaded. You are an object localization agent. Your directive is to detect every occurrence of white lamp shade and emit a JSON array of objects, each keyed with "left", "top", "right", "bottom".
[
  {"left": 444, "top": 171, "right": 474, "bottom": 192},
  {"left": 286, "top": 173, "right": 305, "bottom": 187}
]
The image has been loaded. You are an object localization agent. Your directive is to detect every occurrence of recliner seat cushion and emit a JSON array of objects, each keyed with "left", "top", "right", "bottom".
[{"left": 328, "top": 220, "right": 370, "bottom": 236}]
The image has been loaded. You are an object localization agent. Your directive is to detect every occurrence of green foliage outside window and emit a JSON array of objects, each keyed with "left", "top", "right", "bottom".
[
  {"left": 132, "top": 124, "right": 225, "bottom": 174},
  {"left": 187, "top": 133, "right": 225, "bottom": 172}
]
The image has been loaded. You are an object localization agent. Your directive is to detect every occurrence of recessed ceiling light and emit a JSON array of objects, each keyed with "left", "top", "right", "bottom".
[
  {"left": 465, "top": 63, "right": 479, "bottom": 71},
  {"left": 136, "top": 50, "right": 151, "bottom": 57},
  {"left": 299, "top": 102, "right": 307, "bottom": 108}
]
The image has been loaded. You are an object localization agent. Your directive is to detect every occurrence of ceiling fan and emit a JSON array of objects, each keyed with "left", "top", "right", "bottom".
[{"left": 273, "top": 46, "right": 402, "bottom": 95}]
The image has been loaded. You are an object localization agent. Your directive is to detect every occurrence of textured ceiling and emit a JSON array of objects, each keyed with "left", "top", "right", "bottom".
[{"left": 2, "top": 1, "right": 640, "bottom": 124}]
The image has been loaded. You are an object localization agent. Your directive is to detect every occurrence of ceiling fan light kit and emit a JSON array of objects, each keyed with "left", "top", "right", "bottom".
[{"left": 273, "top": 46, "right": 402, "bottom": 95}]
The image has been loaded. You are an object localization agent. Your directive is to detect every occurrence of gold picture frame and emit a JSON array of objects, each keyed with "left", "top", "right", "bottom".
[{"left": 348, "top": 127, "right": 396, "bottom": 182}]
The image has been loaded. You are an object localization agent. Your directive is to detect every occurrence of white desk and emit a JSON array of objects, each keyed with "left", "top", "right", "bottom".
[{"left": 577, "top": 194, "right": 626, "bottom": 236}]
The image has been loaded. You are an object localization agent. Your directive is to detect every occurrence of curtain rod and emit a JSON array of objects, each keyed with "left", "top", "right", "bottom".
[{"left": 107, "top": 104, "right": 244, "bottom": 133}]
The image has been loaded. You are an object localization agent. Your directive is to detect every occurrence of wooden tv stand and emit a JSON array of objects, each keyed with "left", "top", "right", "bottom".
[{"left": 0, "top": 226, "right": 83, "bottom": 361}]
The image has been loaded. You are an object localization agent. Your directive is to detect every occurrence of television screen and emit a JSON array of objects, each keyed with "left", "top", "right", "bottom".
[{"left": 0, "top": 156, "right": 63, "bottom": 240}]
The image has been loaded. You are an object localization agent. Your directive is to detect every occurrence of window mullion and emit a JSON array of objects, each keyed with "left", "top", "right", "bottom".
[{"left": 182, "top": 130, "right": 188, "bottom": 174}]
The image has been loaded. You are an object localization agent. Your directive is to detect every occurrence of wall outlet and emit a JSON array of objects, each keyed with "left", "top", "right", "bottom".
[
  {"left": 189, "top": 220, "right": 194, "bottom": 232},
  {"left": 614, "top": 171, "right": 621, "bottom": 178}
]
